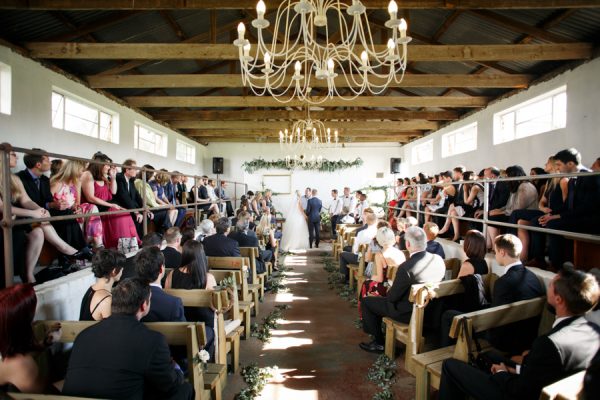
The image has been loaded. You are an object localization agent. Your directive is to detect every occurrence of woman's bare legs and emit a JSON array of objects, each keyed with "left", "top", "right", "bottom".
[
  {"left": 168, "top": 209, "right": 177, "bottom": 226},
  {"left": 486, "top": 225, "right": 499, "bottom": 250},
  {"left": 25, "top": 227, "right": 44, "bottom": 283},
  {"left": 517, "top": 219, "right": 531, "bottom": 262},
  {"left": 40, "top": 222, "right": 78, "bottom": 255},
  {"left": 438, "top": 204, "right": 455, "bottom": 234}
]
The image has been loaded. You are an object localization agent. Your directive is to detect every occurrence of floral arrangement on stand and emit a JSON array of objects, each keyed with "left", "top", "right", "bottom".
[{"left": 242, "top": 157, "right": 363, "bottom": 173}]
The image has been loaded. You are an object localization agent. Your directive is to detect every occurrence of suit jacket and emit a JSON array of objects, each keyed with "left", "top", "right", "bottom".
[
  {"left": 162, "top": 246, "right": 182, "bottom": 269},
  {"left": 491, "top": 316, "right": 600, "bottom": 400},
  {"left": 164, "top": 181, "right": 177, "bottom": 204},
  {"left": 386, "top": 251, "right": 445, "bottom": 318},
  {"left": 228, "top": 229, "right": 260, "bottom": 248},
  {"left": 202, "top": 233, "right": 241, "bottom": 257},
  {"left": 142, "top": 285, "right": 186, "bottom": 323},
  {"left": 490, "top": 264, "right": 545, "bottom": 354},
  {"left": 62, "top": 314, "right": 189, "bottom": 400},
  {"left": 560, "top": 167, "right": 600, "bottom": 222},
  {"left": 306, "top": 197, "right": 322, "bottom": 223},
  {"left": 489, "top": 181, "right": 510, "bottom": 211},
  {"left": 114, "top": 172, "right": 143, "bottom": 210},
  {"left": 426, "top": 240, "right": 446, "bottom": 259},
  {"left": 17, "top": 169, "right": 53, "bottom": 209}
]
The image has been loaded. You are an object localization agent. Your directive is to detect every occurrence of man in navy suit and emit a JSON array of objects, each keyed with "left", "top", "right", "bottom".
[
  {"left": 202, "top": 217, "right": 241, "bottom": 257},
  {"left": 135, "top": 246, "right": 185, "bottom": 323},
  {"left": 490, "top": 234, "right": 545, "bottom": 354},
  {"left": 228, "top": 213, "right": 270, "bottom": 274},
  {"left": 306, "top": 189, "right": 323, "bottom": 248}
]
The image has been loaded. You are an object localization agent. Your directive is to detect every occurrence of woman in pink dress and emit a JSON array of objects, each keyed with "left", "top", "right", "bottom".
[{"left": 81, "top": 153, "right": 140, "bottom": 250}]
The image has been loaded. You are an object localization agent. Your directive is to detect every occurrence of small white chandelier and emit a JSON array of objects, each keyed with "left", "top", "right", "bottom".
[
  {"left": 279, "top": 107, "right": 339, "bottom": 153},
  {"left": 233, "top": 0, "right": 411, "bottom": 105},
  {"left": 284, "top": 154, "right": 324, "bottom": 169}
]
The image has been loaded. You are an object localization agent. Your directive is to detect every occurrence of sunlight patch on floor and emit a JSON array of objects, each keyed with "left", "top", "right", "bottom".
[
  {"left": 258, "top": 368, "right": 319, "bottom": 400},
  {"left": 277, "top": 320, "right": 311, "bottom": 325},
  {"left": 270, "top": 329, "right": 305, "bottom": 336},
  {"left": 263, "top": 335, "right": 313, "bottom": 350},
  {"left": 275, "top": 292, "right": 308, "bottom": 303}
]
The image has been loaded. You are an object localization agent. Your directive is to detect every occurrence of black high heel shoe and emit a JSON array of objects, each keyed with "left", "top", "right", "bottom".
[{"left": 71, "top": 246, "right": 94, "bottom": 261}]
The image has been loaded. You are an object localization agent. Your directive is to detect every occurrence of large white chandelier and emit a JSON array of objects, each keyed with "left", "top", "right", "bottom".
[{"left": 233, "top": 0, "right": 411, "bottom": 105}]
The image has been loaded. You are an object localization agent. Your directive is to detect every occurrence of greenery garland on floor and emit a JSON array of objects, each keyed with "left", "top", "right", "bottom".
[
  {"left": 367, "top": 354, "right": 398, "bottom": 400},
  {"left": 251, "top": 304, "right": 292, "bottom": 343},
  {"left": 321, "top": 256, "right": 358, "bottom": 307},
  {"left": 242, "top": 157, "right": 363, "bottom": 173},
  {"left": 236, "top": 364, "right": 276, "bottom": 400}
]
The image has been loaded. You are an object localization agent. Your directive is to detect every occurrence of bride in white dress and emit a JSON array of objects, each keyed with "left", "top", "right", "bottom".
[{"left": 280, "top": 190, "right": 310, "bottom": 251}]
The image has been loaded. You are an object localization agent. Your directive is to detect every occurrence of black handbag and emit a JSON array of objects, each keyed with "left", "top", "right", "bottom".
[{"left": 460, "top": 317, "right": 494, "bottom": 373}]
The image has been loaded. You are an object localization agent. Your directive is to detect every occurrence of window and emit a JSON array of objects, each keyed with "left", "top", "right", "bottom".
[
  {"left": 0, "top": 62, "right": 11, "bottom": 115},
  {"left": 441, "top": 122, "right": 477, "bottom": 158},
  {"left": 176, "top": 140, "right": 196, "bottom": 164},
  {"left": 134, "top": 123, "right": 167, "bottom": 157},
  {"left": 411, "top": 139, "right": 433, "bottom": 165},
  {"left": 51, "top": 90, "right": 118, "bottom": 143},
  {"left": 493, "top": 86, "right": 566, "bottom": 145}
]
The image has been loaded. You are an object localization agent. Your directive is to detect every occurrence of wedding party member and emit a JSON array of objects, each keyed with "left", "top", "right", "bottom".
[
  {"left": 424, "top": 222, "right": 446, "bottom": 259},
  {"left": 134, "top": 164, "right": 172, "bottom": 233},
  {"left": 80, "top": 249, "right": 125, "bottom": 321},
  {"left": 63, "top": 278, "right": 194, "bottom": 400},
  {"left": 329, "top": 189, "right": 343, "bottom": 240},
  {"left": 341, "top": 187, "right": 357, "bottom": 219},
  {"left": 300, "top": 187, "right": 311, "bottom": 211},
  {"left": 306, "top": 189, "right": 323, "bottom": 249},
  {"left": 203, "top": 217, "right": 241, "bottom": 257},
  {"left": 360, "top": 227, "right": 445, "bottom": 353},
  {"left": 439, "top": 268, "right": 600, "bottom": 400},
  {"left": 280, "top": 190, "right": 310, "bottom": 252},
  {"left": 0, "top": 284, "right": 62, "bottom": 394}
]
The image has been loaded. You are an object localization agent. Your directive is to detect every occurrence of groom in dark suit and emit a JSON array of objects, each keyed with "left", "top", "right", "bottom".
[{"left": 306, "top": 189, "right": 323, "bottom": 248}]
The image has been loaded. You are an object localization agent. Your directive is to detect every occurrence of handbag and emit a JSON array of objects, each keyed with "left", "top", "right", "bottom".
[
  {"left": 117, "top": 237, "right": 139, "bottom": 255},
  {"left": 460, "top": 317, "right": 493, "bottom": 373}
]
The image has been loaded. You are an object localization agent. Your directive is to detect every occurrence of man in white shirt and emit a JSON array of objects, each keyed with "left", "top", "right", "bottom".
[
  {"left": 329, "top": 189, "right": 343, "bottom": 240},
  {"left": 341, "top": 187, "right": 356, "bottom": 219},
  {"left": 355, "top": 192, "right": 369, "bottom": 223},
  {"left": 339, "top": 212, "right": 378, "bottom": 282},
  {"left": 300, "top": 187, "right": 311, "bottom": 211}
]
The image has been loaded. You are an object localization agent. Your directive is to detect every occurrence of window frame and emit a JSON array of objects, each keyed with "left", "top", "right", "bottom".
[
  {"left": 0, "top": 61, "right": 11, "bottom": 115},
  {"left": 441, "top": 122, "right": 478, "bottom": 158},
  {"left": 176, "top": 139, "right": 196, "bottom": 164},
  {"left": 133, "top": 122, "right": 168, "bottom": 157},
  {"left": 411, "top": 139, "right": 434, "bottom": 166}
]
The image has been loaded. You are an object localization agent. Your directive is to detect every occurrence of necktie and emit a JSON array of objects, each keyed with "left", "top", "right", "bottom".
[
  {"left": 567, "top": 178, "right": 576, "bottom": 210},
  {"left": 34, "top": 177, "right": 40, "bottom": 190}
]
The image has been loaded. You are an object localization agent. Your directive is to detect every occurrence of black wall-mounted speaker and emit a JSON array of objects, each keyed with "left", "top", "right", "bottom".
[
  {"left": 390, "top": 158, "right": 402, "bottom": 174},
  {"left": 212, "top": 157, "right": 224, "bottom": 174}
]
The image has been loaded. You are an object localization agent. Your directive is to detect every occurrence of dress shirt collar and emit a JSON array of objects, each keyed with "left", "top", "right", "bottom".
[
  {"left": 149, "top": 283, "right": 163, "bottom": 289},
  {"left": 552, "top": 316, "right": 570, "bottom": 329},
  {"left": 27, "top": 168, "right": 40, "bottom": 180},
  {"left": 503, "top": 261, "right": 521, "bottom": 273}
]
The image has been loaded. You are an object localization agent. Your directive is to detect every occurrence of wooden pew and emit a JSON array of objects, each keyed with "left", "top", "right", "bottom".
[
  {"left": 444, "top": 258, "right": 462, "bottom": 280},
  {"left": 210, "top": 270, "right": 252, "bottom": 340},
  {"left": 239, "top": 247, "right": 266, "bottom": 300},
  {"left": 31, "top": 320, "right": 214, "bottom": 400},
  {"left": 207, "top": 256, "right": 258, "bottom": 317},
  {"left": 348, "top": 244, "right": 368, "bottom": 293},
  {"left": 413, "top": 296, "right": 548, "bottom": 400},
  {"left": 539, "top": 370, "right": 586, "bottom": 400},
  {"left": 164, "top": 288, "right": 244, "bottom": 374},
  {"left": 564, "top": 234, "right": 600, "bottom": 271}
]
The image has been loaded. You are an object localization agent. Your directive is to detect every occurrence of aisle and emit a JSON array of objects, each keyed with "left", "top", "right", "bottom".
[{"left": 221, "top": 245, "right": 416, "bottom": 400}]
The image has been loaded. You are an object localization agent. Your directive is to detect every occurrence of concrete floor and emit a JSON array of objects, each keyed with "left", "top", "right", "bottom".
[{"left": 221, "top": 245, "right": 416, "bottom": 400}]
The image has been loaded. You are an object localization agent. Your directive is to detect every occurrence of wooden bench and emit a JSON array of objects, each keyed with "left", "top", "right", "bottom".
[
  {"left": 348, "top": 244, "right": 368, "bottom": 292},
  {"left": 208, "top": 256, "right": 259, "bottom": 317},
  {"left": 31, "top": 320, "right": 214, "bottom": 400},
  {"left": 413, "top": 296, "right": 548, "bottom": 400},
  {"left": 210, "top": 270, "right": 252, "bottom": 340},
  {"left": 239, "top": 247, "right": 266, "bottom": 300},
  {"left": 564, "top": 234, "right": 600, "bottom": 271},
  {"left": 539, "top": 370, "right": 585, "bottom": 400},
  {"left": 443, "top": 258, "right": 462, "bottom": 280},
  {"left": 164, "top": 288, "right": 244, "bottom": 374}
]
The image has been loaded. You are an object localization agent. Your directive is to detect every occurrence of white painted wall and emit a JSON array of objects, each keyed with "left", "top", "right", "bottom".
[
  {"left": 0, "top": 45, "right": 207, "bottom": 177},
  {"left": 400, "top": 57, "right": 600, "bottom": 177},
  {"left": 203, "top": 142, "right": 403, "bottom": 216}
]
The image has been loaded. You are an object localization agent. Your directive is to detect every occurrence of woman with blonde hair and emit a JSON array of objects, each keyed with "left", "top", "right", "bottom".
[
  {"left": 256, "top": 214, "right": 278, "bottom": 267},
  {"left": 251, "top": 191, "right": 264, "bottom": 217},
  {"left": 147, "top": 168, "right": 177, "bottom": 227},
  {"left": 134, "top": 165, "right": 175, "bottom": 232}
]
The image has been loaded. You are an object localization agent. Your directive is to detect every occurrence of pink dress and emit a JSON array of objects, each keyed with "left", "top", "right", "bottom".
[{"left": 87, "top": 181, "right": 140, "bottom": 250}]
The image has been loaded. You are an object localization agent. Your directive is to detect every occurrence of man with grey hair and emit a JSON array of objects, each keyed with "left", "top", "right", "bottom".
[
  {"left": 196, "top": 219, "right": 215, "bottom": 242},
  {"left": 229, "top": 212, "right": 270, "bottom": 274},
  {"left": 360, "top": 226, "right": 445, "bottom": 353},
  {"left": 202, "top": 217, "right": 240, "bottom": 257}
]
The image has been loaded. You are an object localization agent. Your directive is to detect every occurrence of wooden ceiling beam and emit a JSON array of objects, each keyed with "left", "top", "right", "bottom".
[
  {"left": 152, "top": 109, "right": 460, "bottom": 121},
  {"left": 4, "top": 1, "right": 600, "bottom": 10},
  {"left": 170, "top": 120, "right": 438, "bottom": 130},
  {"left": 185, "top": 130, "right": 422, "bottom": 138},
  {"left": 44, "top": 11, "right": 142, "bottom": 42},
  {"left": 27, "top": 43, "right": 593, "bottom": 62},
  {"left": 196, "top": 137, "right": 409, "bottom": 144},
  {"left": 87, "top": 73, "right": 532, "bottom": 89},
  {"left": 125, "top": 95, "right": 489, "bottom": 108}
]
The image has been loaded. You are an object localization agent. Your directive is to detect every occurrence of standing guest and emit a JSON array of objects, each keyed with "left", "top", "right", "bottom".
[
  {"left": 250, "top": 191, "right": 264, "bottom": 217},
  {"left": 164, "top": 172, "right": 185, "bottom": 227},
  {"left": 161, "top": 227, "right": 182, "bottom": 269},
  {"left": 80, "top": 249, "right": 125, "bottom": 321},
  {"left": 360, "top": 227, "right": 445, "bottom": 353},
  {"left": 148, "top": 169, "right": 178, "bottom": 228},
  {"left": 424, "top": 222, "right": 446, "bottom": 259},
  {"left": 134, "top": 164, "right": 172, "bottom": 233},
  {"left": 339, "top": 212, "right": 378, "bottom": 282},
  {"left": 135, "top": 247, "right": 185, "bottom": 323},
  {"left": 202, "top": 217, "right": 240, "bottom": 257},
  {"left": 300, "top": 187, "right": 311, "bottom": 211},
  {"left": 489, "top": 234, "right": 545, "bottom": 354},
  {"left": 0, "top": 284, "right": 62, "bottom": 394},
  {"left": 341, "top": 187, "right": 357, "bottom": 220},
  {"left": 63, "top": 278, "right": 193, "bottom": 400},
  {"left": 439, "top": 267, "right": 600, "bottom": 400},
  {"left": 113, "top": 159, "right": 150, "bottom": 238},
  {"left": 50, "top": 159, "right": 63, "bottom": 178},
  {"left": 197, "top": 219, "right": 215, "bottom": 242},
  {"left": 81, "top": 152, "right": 140, "bottom": 250},
  {"left": 329, "top": 189, "right": 343, "bottom": 240}
]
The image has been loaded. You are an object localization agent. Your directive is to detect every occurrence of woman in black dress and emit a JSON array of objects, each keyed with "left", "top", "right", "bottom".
[
  {"left": 457, "top": 230, "right": 489, "bottom": 277},
  {"left": 79, "top": 249, "right": 125, "bottom": 321}
]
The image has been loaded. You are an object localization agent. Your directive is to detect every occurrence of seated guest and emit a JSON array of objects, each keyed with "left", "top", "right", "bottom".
[
  {"left": 63, "top": 278, "right": 193, "bottom": 400},
  {"left": 438, "top": 171, "right": 484, "bottom": 242},
  {"left": 180, "top": 227, "right": 195, "bottom": 247},
  {"left": 113, "top": 159, "right": 148, "bottom": 237},
  {"left": 164, "top": 240, "right": 217, "bottom": 359},
  {"left": 394, "top": 217, "right": 408, "bottom": 250},
  {"left": 424, "top": 222, "right": 446, "bottom": 259},
  {"left": 339, "top": 211, "right": 378, "bottom": 282},
  {"left": 474, "top": 167, "right": 510, "bottom": 223},
  {"left": 202, "top": 217, "right": 240, "bottom": 257},
  {"left": 119, "top": 233, "right": 163, "bottom": 281},
  {"left": 134, "top": 165, "right": 172, "bottom": 233},
  {"left": 256, "top": 214, "right": 278, "bottom": 266},
  {"left": 214, "top": 180, "right": 234, "bottom": 217},
  {"left": 423, "top": 171, "right": 456, "bottom": 224},
  {"left": 147, "top": 169, "right": 178, "bottom": 228},
  {"left": 164, "top": 172, "right": 186, "bottom": 227},
  {"left": 197, "top": 219, "right": 215, "bottom": 242},
  {"left": 592, "top": 157, "right": 600, "bottom": 172},
  {"left": 80, "top": 249, "right": 126, "bottom": 321},
  {"left": 135, "top": 247, "right": 185, "bottom": 323},
  {"left": 355, "top": 192, "right": 369, "bottom": 223},
  {"left": 490, "top": 234, "right": 545, "bottom": 354},
  {"left": 195, "top": 176, "right": 220, "bottom": 217},
  {"left": 0, "top": 284, "right": 62, "bottom": 393},
  {"left": 360, "top": 226, "right": 445, "bottom": 352},
  {"left": 457, "top": 230, "right": 489, "bottom": 277},
  {"left": 161, "top": 227, "right": 182, "bottom": 269},
  {"left": 50, "top": 159, "right": 63, "bottom": 177},
  {"left": 359, "top": 227, "right": 406, "bottom": 319},
  {"left": 340, "top": 206, "right": 355, "bottom": 224},
  {"left": 439, "top": 267, "right": 600, "bottom": 400},
  {"left": 530, "top": 148, "right": 600, "bottom": 269},
  {"left": 229, "top": 212, "right": 270, "bottom": 274}
]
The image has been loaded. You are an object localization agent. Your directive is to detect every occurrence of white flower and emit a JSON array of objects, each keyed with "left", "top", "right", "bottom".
[{"left": 198, "top": 349, "right": 210, "bottom": 363}]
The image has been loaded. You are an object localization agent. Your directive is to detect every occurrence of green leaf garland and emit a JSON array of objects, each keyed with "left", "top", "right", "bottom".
[{"left": 242, "top": 157, "right": 363, "bottom": 173}]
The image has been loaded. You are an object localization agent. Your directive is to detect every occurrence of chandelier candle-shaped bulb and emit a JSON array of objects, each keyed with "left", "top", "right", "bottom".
[
  {"left": 399, "top": 18, "right": 407, "bottom": 38},
  {"left": 243, "top": 43, "right": 251, "bottom": 57},
  {"left": 388, "top": 0, "right": 398, "bottom": 20},
  {"left": 257, "top": 0, "right": 266, "bottom": 19},
  {"left": 237, "top": 22, "right": 246, "bottom": 40},
  {"left": 361, "top": 50, "right": 369, "bottom": 67},
  {"left": 264, "top": 52, "right": 271, "bottom": 70},
  {"left": 334, "top": 129, "right": 339, "bottom": 141},
  {"left": 294, "top": 61, "right": 302, "bottom": 76},
  {"left": 387, "top": 38, "right": 395, "bottom": 57},
  {"left": 327, "top": 58, "right": 334, "bottom": 74}
]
